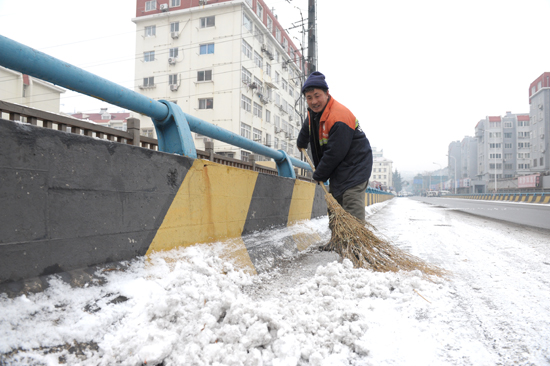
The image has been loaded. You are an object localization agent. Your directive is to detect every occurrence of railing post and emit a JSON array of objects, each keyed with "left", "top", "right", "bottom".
[
  {"left": 204, "top": 139, "right": 214, "bottom": 161},
  {"left": 249, "top": 154, "right": 257, "bottom": 171},
  {"left": 126, "top": 117, "right": 141, "bottom": 147}
]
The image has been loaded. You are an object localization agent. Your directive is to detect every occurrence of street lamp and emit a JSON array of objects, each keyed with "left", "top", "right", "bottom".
[
  {"left": 433, "top": 162, "right": 442, "bottom": 192},
  {"left": 447, "top": 155, "right": 457, "bottom": 194}
]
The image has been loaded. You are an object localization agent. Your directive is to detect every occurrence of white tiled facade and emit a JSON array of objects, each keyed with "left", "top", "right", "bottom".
[{"left": 132, "top": 0, "right": 304, "bottom": 161}]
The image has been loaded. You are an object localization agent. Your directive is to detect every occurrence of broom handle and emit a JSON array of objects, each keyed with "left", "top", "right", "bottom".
[{"left": 300, "top": 148, "right": 330, "bottom": 195}]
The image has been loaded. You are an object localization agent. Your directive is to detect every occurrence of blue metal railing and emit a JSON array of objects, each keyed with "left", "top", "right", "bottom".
[{"left": 0, "top": 35, "right": 310, "bottom": 178}]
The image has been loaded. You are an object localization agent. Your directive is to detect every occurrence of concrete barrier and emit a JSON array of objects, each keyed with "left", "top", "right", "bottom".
[{"left": 0, "top": 119, "right": 392, "bottom": 290}]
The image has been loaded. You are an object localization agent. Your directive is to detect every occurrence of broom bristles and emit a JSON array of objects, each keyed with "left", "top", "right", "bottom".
[{"left": 323, "top": 193, "right": 448, "bottom": 278}]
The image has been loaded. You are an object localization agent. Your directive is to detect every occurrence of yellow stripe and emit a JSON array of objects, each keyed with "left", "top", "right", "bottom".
[
  {"left": 288, "top": 180, "right": 321, "bottom": 251},
  {"left": 146, "top": 159, "right": 258, "bottom": 273}
]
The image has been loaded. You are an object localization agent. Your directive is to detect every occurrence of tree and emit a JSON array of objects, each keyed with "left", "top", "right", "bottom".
[{"left": 393, "top": 170, "right": 403, "bottom": 192}]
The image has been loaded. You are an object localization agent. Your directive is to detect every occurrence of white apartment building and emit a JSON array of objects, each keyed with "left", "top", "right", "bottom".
[
  {"left": 132, "top": 0, "right": 304, "bottom": 161},
  {"left": 369, "top": 147, "right": 393, "bottom": 190},
  {"left": 0, "top": 66, "right": 65, "bottom": 114}
]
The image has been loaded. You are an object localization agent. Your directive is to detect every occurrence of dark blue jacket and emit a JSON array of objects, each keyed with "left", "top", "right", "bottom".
[{"left": 297, "top": 95, "right": 373, "bottom": 197}]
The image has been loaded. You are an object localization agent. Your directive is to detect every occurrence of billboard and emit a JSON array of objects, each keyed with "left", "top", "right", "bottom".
[{"left": 518, "top": 174, "right": 540, "bottom": 188}]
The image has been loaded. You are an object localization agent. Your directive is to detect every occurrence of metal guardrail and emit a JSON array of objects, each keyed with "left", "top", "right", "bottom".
[
  {"left": 0, "top": 99, "right": 316, "bottom": 179},
  {"left": 0, "top": 35, "right": 310, "bottom": 179}
]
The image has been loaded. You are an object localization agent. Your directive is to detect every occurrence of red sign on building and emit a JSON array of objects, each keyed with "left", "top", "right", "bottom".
[{"left": 518, "top": 174, "right": 540, "bottom": 188}]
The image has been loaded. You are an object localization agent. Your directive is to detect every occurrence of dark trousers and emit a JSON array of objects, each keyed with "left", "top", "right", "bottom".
[{"left": 330, "top": 180, "right": 369, "bottom": 222}]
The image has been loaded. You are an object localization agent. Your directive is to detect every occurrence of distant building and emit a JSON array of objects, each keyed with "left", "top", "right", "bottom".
[
  {"left": 370, "top": 146, "right": 393, "bottom": 190},
  {"left": 70, "top": 108, "right": 131, "bottom": 132},
  {"left": 475, "top": 111, "right": 530, "bottom": 191},
  {"left": 0, "top": 66, "right": 65, "bottom": 113},
  {"left": 528, "top": 72, "right": 550, "bottom": 172},
  {"left": 132, "top": 0, "right": 305, "bottom": 161}
]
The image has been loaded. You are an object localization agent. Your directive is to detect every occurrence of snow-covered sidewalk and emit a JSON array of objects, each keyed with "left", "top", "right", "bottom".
[{"left": 1, "top": 198, "right": 549, "bottom": 365}]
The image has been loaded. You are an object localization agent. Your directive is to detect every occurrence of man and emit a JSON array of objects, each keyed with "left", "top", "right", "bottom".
[{"left": 297, "top": 71, "right": 373, "bottom": 222}]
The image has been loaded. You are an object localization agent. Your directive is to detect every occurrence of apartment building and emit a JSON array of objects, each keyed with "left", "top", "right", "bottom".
[
  {"left": 528, "top": 72, "right": 550, "bottom": 172},
  {"left": 367, "top": 147, "right": 392, "bottom": 190},
  {"left": 475, "top": 112, "right": 530, "bottom": 186},
  {"left": 0, "top": 66, "right": 65, "bottom": 114},
  {"left": 132, "top": 0, "right": 304, "bottom": 161}
]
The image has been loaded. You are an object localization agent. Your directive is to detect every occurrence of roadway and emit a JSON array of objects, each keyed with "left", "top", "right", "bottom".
[{"left": 410, "top": 196, "right": 550, "bottom": 230}]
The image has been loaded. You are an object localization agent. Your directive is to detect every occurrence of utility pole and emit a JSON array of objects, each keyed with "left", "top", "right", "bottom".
[{"left": 307, "top": 0, "right": 316, "bottom": 75}]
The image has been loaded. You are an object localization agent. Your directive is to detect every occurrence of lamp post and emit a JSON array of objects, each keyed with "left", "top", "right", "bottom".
[
  {"left": 447, "top": 155, "right": 457, "bottom": 194},
  {"left": 433, "top": 162, "right": 442, "bottom": 192}
]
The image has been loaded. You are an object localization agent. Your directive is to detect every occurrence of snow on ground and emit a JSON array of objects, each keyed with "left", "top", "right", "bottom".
[{"left": 1, "top": 198, "right": 550, "bottom": 365}]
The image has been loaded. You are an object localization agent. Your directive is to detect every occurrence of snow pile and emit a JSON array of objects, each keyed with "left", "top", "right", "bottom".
[{"left": 0, "top": 228, "right": 442, "bottom": 366}]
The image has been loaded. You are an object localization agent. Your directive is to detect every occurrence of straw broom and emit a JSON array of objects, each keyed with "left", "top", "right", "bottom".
[{"left": 301, "top": 149, "right": 447, "bottom": 278}]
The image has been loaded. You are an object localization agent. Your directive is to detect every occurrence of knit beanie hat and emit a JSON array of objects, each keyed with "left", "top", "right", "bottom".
[{"left": 301, "top": 71, "right": 329, "bottom": 94}]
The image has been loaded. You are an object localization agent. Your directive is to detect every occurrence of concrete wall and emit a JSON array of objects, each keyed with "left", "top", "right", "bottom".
[{"left": 0, "top": 118, "right": 392, "bottom": 290}]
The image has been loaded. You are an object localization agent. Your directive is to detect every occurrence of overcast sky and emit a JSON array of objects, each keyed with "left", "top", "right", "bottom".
[{"left": 1, "top": 0, "right": 549, "bottom": 174}]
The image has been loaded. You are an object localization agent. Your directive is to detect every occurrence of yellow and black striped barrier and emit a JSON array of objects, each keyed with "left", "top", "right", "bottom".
[{"left": 453, "top": 193, "right": 550, "bottom": 204}]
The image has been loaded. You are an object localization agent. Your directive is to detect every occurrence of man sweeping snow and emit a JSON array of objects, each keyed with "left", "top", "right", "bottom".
[{"left": 297, "top": 71, "right": 373, "bottom": 222}]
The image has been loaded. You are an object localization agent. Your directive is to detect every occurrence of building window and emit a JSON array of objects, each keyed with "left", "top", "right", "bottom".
[
  {"left": 200, "top": 43, "right": 214, "bottom": 55},
  {"left": 244, "top": 0, "right": 252, "bottom": 6},
  {"left": 282, "top": 78, "right": 288, "bottom": 92},
  {"left": 170, "top": 0, "right": 180, "bottom": 6},
  {"left": 171, "top": 22, "right": 179, "bottom": 32},
  {"left": 274, "top": 137, "right": 279, "bottom": 149},
  {"left": 489, "top": 121, "right": 501, "bottom": 128},
  {"left": 489, "top": 143, "right": 501, "bottom": 149},
  {"left": 144, "top": 51, "right": 155, "bottom": 62},
  {"left": 518, "top": 120, "right": 530, "bottom": 127},
  {"left": 256, "top": 3, "right": 263, "bottom": 19},
  {"left": 504, "top": 164, "right": 513, "bottom": 170},
  {"left": 541, "top": 157, "right": 544, "bottom": 166},
  {"left": 143, "top": 76, "right": 154, "bottom": 87},
  {"left": 169, "top": 74, "right": 178, "bottom": 85},
  {"left": 289, "top": 86, "right": 294, "bottom": 98},
  {"left": 242, "top": 39, "right": 252, "bottom": 59},
  {"left": 199, "top": 98, "right": 213, "bottom": 109},
  {"left": 266, "top": 109, "right": 271, "bottom": 123},
  {"left": 253, "top": 102, "right": 262, "bottom": 118},
  {"left": 241, "top": 95, "right": 252, "bottom": 112},
  {"left": 275, "top": 28, "right": 281, "bottom": 43},
  {"left": 266, "top": 133, "right": 271, "bottom": 146},
  {"left": 489, "top": 153, "right": 501, "bottom": 159},
  {"left": 254, "top": 51, "right": 263, "bottom": 69},
  {"left": 283, "top": 37, "right": 288, "bottom": 50},
  {"left": 518, "top": 131, "right": 530, "bottom": 138},
  {"left": 242, "top": 67, "right": 252, "bottom": 84},
  {"left": 169, "top": 47, "right": 178, "bottom": 58},
  {"left": 241, "top": 123, "right": 251, "bottom": 139},
  {"left": 200, "top": 16, "right": 215, "bottom": 28},
  {"left": 243, "top": 12, "right": 252, "bottom": 32},
  {"left": 275, "top": 71, "right": 280, "bottom": 84},
  {"left": 267, "top": 16, "right": 273, "bottom": 32},
  {"left": 274, "top": 115, "right": 280, "bottom": 128},
  {"left": 265, "top": 63, "right": 271, "bottom": 77},
  {"left": 197, "top": 70, "right": 212, "bottom": 82},
  {"left": 504, "top": 143, "right": 512, "bottom": 149},
  {"left": 253, "top": 128, "right": 262, "bottom": 142},
  {"left": 145, "top": 0, "right": 156, "bottom": 11},
  {"left": 241, "top": 150, "right": 251, "bottom": 162},
  {"left": 144, "top": 25, "right": 156, "bottom": 37},
  {"left": 504, "top": 133, "right": 512, "bottom": 139}
]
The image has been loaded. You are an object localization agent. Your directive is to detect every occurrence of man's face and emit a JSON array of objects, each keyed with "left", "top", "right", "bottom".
[{"left": 305, "top": 89, "right": 329, "bottom": 113}]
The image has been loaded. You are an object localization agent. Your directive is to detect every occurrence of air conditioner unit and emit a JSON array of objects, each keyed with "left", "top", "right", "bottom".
[
  {"left": 170, "top": 84, "right": 179, "bottom": 91},
  {"left": 168, "top": 57, "right": 176, "bottom": 64},
  {"left": 171, "top": 31, "right": 179, "bottom": 39},
  {"left": 249, "top": 82, "right": 258, "bottom": 90},
  {"left": 282, "top": 63, "right": 288, "bottom": 70},
  {"left": 160, "top": 3, "right": 168, "bottom": 11}
]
